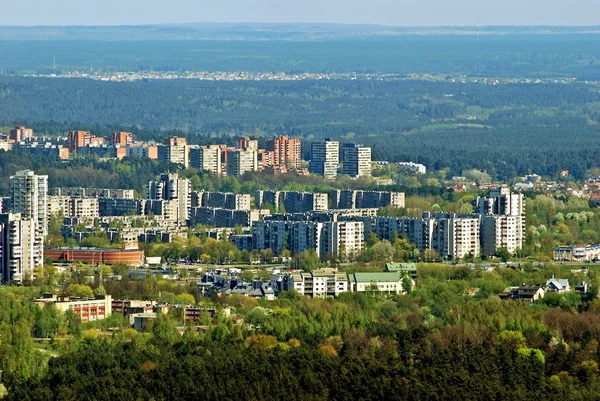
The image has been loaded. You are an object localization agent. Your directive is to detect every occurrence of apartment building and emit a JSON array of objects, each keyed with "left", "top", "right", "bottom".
[
  {"left": 329, "top": 190, "right": 405, "bottom": 209},
  {"left": 147, "top": 173, "right": 191, "bottom": 222},
  {"left": 428, "top": 213, "right": 480, "bottom": 259},
  {"left": 322, "top": 221, "right": 364, "bottom": 259},
  {"left": 277, "top": 268, "right": 348, "bottom": 298},
  {"left": 342, "top": 143, "right": 372, "bottom": 178},
  {"left": 70, "top": 198, "right": 100, "bottom": 219},
  {"left": 189, "top": 145, "right": 222, "bottom": 175},
  {"left": 192, "top": 191, "right": 251, "bottom": 210},
  {"left": 288, "top": 221, "right": 324, "bottom": 256},
  {"left": 252, "top": 220, "right": 287, "bottom": 254},
  {"left": 481, "top": 215, "right": 524, "bottom": 255},
  {"left": 10, "top": 170, "right": 48, "bottom": 269},
  {"left": 157, "top": 139, "right": 189, "bottom": 167},
  {"left": 238, "top": 137, "right": 259, "bottom": 151},
  {"left": 255, "top": 190, "right": 328, "bottom": 213},
  {"left": 0, "top": 213, "right": 36, "bottom": 283},
  {"left": 227, "top": 149, "right": 258, "bottom": 176},
  {"left": 9, "top": 126, "right": 33, "bottom": 143},
  {"left": 99, "top": 198, "right": 145, "bottom": 216},
  {"left": 265, "top": 135, "right": 302, "bottom": 169},
  {"left": 189, "top": 207, "right": 268, "bottom": 228},
  {"left": 309, "top": 139, "right": 339, "bottom": 179},
  {"left": 110, "top": 132, "right": 133, "bottom": 146}
]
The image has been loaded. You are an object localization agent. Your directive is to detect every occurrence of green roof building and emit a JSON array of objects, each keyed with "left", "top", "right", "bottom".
[{"left": 385, "top": 262, "right": 417, "bottom": 279}]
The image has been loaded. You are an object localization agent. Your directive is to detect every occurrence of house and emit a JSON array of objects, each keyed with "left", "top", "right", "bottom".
[
  {"left": 575, "top": 281, "right": 589, "bottom": 294},
  {"left": 385, "top": 262, "right": 417, "bottom": 280},
  {"left": 500, "top": 285, "right": 545, "bottom": 302},
  {"left": 545, "top": 277, "right": 571, "bottom": 293}
]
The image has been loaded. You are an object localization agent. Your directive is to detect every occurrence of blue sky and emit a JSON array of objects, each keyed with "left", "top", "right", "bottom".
[{"left": 2, "top": 0, "right": 599, "bottom": 26}]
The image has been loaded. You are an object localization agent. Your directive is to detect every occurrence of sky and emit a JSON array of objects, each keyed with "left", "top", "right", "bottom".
[{"left": 2, "top": 0, "right": 600, "bottom": 26}]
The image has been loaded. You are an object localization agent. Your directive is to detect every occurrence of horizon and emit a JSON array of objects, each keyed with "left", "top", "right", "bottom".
[{"left": 1, "top": 22, "right": 600, "bottom": 28}]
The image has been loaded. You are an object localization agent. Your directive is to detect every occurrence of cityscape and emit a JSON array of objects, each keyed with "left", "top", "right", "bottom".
[{"left": 2, "top": 8, "right": 600, "bottom": 401}]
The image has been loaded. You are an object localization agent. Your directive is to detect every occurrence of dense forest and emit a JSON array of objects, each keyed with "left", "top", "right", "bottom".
[
  {"left": 4, "top": 262, "right": 600, "bottom": 400},
  {"left": 2, "top": 76, "right": 600, "bottom": 178}
]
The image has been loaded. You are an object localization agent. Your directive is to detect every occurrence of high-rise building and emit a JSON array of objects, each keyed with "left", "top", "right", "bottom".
[
  {"left": 227, "top": 149, "right": 258, "bottom": 177},
  {"left": 68, "top": 131, "right": 91, "bottom": 152},
  {"left": 147, "top": 173, "right": 191, "bottom": 222},
  {"left": 8, "top": 169, "right": 47, "bottom": 274},
  {"left": 0, "top": 213, "right": 36, "bottom": 283},
  {"left": 475, "top": 187, "right": 525, "bottom": 255},
  {"left": 265, "top": 135, "right": 302, "bottom": 169},
  {"left": 111, "top": 132, "right": 133, "bottom": 146},
  {"left": 309, "top": 139, "right": 339, "bottom": 179},
  {"left": 238, "top": 137, "right": 259, "bottom": 151},
  {"left": 158, "top": 137, "right": 189, "bottom": 167},
  {"left": 9, "top": 126, "right": 33, "bottom": 144},
  {"left": 342, "top": 143, "right": 372, "bottom": 178},
  {"left": 189, "top": 145, "right": 222, "bottom": 175}
]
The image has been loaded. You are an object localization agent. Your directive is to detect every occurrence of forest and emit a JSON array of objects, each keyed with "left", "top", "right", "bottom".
[
  {"left": 2, "top": 76, "right": 600, "bottom": 178},
  {"left": 3, "top": 262, "right": 600, "bottom": 400}
]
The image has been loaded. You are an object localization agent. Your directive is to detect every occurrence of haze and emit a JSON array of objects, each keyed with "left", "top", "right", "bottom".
[{"left": 3, "top": 0, "right": 600, "bottom": 26}]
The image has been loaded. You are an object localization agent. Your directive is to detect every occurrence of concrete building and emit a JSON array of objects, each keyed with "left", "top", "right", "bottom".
[
  {"left": 227, "top": 149, "right": 258, "bottom": 177},
  {"left": 9, "top": 126, "right": 33, "bottom": 144},
  {"left": 189, "top": 207, "right": 268, "bottom": 228},
  {"left": 397, "top": 162, "right": 427, "bottom": 175},
  {"left": 265, "top": 135, "right": 302, "bottom": 169},
  {"left": 329, "top": 190, "right": 405, "bottom": 209},
  {"left": 277, "top": 268, "right": 348, "bottom": 298},
  {"left": 70, "top": 198, "right": 100, "bottom": 220},
  {"left": 34, "top": 294, "right": 112, "bottom": 323},
  {"left": 110, "top": 132, "right": 133, "bottom": 146},
  {"left": 309, "top": 139, "right": 339, "bottom": 179},
  {"left": 147, "top": 173, "right": 191, "bottom": 222},
  {"left": 10, "top": 170, "right": 48, "bottom": 269},
  {"left": 342, "top": 143, "right": 372, "bottom": 178},
  {"left": 322, "top": 221, "right": 364, "bottom": 260},
  {"left": 252, "top": 220, "right": 287, "bottom": 254},
  {"left": 289, "top": 221, "right": 324, "bottom": 257},
  {"left": 189, "top": 145, "right": 222, "bottom": 175},
  {"left": 475, "top": 187, "right": 525, "bottom": 255},
  {"left": 68, "top": 130, "right": 91, "bottom": 152},
  {"left": 427, "top": 213, "right": 480, "bottom": 260},
  {"left": 349, "top": 272, "right": 412, "bottom": 294},
  {"left": 255, "top": 190, "right": 328, "bottom": 213},
  {"left": 192, "top": 191, "right": 251, "bottom": 211},
  {"left": 99, "top": 198, "right": 145, "bottom": 216},
  {"left": 14, "top": 143, "right": 70, "bottom": 160},
  {"left": 480, "top": 215, "right": 524, "bottom": 256},
  {"left": 0, "top": 213, "right": 36, "bottom": 283},
  {"left": 237, "top": 137, "right": 259, "bottom": 151}
]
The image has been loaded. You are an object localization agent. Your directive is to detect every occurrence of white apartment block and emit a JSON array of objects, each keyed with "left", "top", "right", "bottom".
[
  {"left": 189, "top": 145, "right": 222, "bottom": 175},
  {"left": 0, "top": 213, "right": 36, "bottom": 283},
  {"left": 227, "top": 149, "right": 258, "bottom": 177},
  {"left": 10, "top": 170, "right": 48, "bottom": 269},
  {"left": 481, "top": 215, "right": 524, "bottom": 255},
  {"left": 309, "top": 139, "right": 339, "bottom": 179},
  {"left": 323, "top": 221, "right": 364, "bottom": 259},
  {"left": 431, "top": 216, "right": 480, "bottom": 260},
  {"left": 279, "top": 269, "right": 348, "bottom": 298},
  {"left": 147, "top": 173, "right": 191, "bottom": 223}
]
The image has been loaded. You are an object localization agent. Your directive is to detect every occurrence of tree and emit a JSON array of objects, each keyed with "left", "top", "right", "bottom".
[
  {"left": 496, "top": 247, "right": 511, "bottom": 263},
  {"left": 63, "top": 284, "right": 94, "bottom": 298}
]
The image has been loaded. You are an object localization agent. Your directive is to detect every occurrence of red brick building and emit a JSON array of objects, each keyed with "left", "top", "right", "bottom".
[
  {"left": 265, "top": 135, "right": 302, "bottom": 169},
  {"left": 44, "top": 248, "right": 144, "bottom": 266}
]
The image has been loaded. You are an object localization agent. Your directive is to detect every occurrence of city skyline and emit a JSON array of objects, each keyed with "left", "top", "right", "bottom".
[{"left": 1, "top": 0, "right": 600, "bottom": 27}]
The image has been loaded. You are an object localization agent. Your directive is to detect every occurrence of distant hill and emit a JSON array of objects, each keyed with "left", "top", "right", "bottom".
[{"left": 0, "top": 23, "right": 599, "bottom": 41}]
